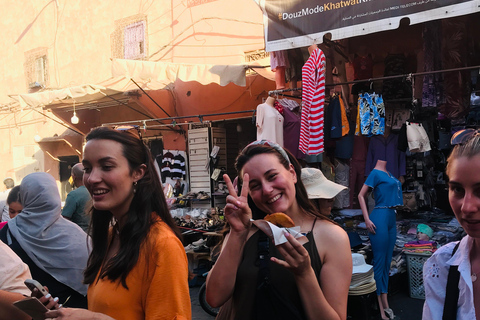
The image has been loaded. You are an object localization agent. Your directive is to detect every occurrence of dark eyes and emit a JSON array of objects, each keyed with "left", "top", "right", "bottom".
[{"left": 267, "top": 173, "right": 277, "bottom": 180}]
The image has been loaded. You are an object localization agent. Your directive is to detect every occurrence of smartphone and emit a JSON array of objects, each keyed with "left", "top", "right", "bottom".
[
  {"left": 13, "top": 297, "right": 48, "bottom": 320},
  {"left": 24, "top": 279, "right": 49, "bottom": 297}
]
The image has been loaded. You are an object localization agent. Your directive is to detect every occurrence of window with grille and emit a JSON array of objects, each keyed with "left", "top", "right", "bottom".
[
  {"left": 34, "top": 56, "right": 46, "bottom": 85},
  {"left": 124, "top": 21, "right": 146, "bottom": 60}
]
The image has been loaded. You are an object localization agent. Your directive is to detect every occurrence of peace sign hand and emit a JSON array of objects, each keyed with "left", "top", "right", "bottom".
[{"left": 223, "top": 173, "right": 252, "bottom": 234}]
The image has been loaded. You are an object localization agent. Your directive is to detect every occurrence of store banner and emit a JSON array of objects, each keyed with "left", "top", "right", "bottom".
[{"left": 257, "top": 0, "right": 480, "bottom": 52}]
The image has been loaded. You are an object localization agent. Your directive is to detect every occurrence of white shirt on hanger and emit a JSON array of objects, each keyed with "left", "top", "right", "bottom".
[{"left": 256, "top": 102, "right": 284, "bottom": 146}]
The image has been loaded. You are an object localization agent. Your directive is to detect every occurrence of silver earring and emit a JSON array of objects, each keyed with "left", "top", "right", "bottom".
[{"left": 133, "top": 181, "right": 138, "bottom": 194}]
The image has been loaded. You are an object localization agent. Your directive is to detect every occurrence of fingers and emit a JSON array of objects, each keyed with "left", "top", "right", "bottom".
[
  {"left": 240, "top": 173, "right": 250, "bottom": 199},
  {"left": 224, "top": 174, "right": 236, "bottom": 197},
  {"left": 45, "top": 309, "right": 61, "bottom": 318}
]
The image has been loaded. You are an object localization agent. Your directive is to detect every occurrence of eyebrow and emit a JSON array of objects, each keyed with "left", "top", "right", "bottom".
[
  {"left": 248, "top": 169, "right": 276, "bottom": 184},
  {"left": 82, "top": 156, "right": 116, "bottom": 165},
  {"left": 448, "top": 181, "right": 480, "bottom": 188}
]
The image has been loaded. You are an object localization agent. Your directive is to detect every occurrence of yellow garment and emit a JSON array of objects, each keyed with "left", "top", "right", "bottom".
[
  {"left": 339, "top": 95, "right": 349, "bottom": 136},
  {"left": 88, "top": 219, "right": 191, "bottom": 320},
  {"left": 355, "top": 98, "right": 361, "bottom": 136}
]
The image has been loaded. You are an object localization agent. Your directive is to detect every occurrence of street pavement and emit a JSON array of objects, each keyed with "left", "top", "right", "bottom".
[{"left": 190, "top": 285, "right": 216, "bottom": 320}]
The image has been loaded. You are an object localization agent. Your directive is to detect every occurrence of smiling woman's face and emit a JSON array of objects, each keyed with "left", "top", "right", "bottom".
[
  {"left": 82, "top": 139, "right": 139, "bottom": 219},
  {"left": 241, "top": 153, "right": 297, "bottom": 215},
  {"left": 447, "top": 155, "right": 480, "bottom": 239}
]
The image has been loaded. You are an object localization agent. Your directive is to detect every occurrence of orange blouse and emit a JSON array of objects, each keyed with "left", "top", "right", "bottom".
[{"left": 87, "top": 220, "right": 191, "bottom": 320}]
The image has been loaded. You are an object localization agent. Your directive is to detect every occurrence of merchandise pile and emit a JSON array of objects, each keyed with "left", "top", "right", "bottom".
[
  {"left": 349, "top": 253, "right": 376, "bottom": 296},
  {"left": 402, "top": 240, "right": 437, "bottom": 254}
]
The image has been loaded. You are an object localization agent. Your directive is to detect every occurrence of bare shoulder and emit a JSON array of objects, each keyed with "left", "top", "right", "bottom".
[
  {"left": 312, "top": 219, "right": 350, "bottom": 260},
  {"left": 314, "top": 219, "right": 349, "bottom": 242}
]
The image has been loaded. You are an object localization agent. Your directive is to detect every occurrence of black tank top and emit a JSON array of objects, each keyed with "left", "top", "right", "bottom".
[{"left": 232, "top": 218, "right": 322, "bottom": 319}]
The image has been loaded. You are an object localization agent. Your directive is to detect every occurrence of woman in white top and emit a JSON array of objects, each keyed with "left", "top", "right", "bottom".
[{"left": 423, "top": 129, "right": 480, "bottom": 319}]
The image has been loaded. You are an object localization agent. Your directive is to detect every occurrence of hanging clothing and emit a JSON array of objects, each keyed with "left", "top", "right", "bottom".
[
  {"left": 256, "top": 102, "right": 284, "bottom": 146},
  {"left": 300, "top": 48, "right": 326, "bottom": 155},
  {"left": 382, "top": 53, "right": 411, "bottom": 100},
  {"left": 365, "top": 134, "right": 406, "bottom": 179},
  {"left": 283, "top": 107, "right": 305, "bottom": 160},
  {"left": 171, "top": 154, "right": 186, "bottom": 179},
  {"left": 333, "top": 160, "right": 350, "bottom": 209},
  {"left": 335, "top": 118, "right": 356, "bottom": 160},
  {"left": 339, "top": 96, "right": 349, "bottom": 137},
  {"left": 353, "top": 54, "right": 374, "bottom": 81},
  {"left": 324, "top": 96, "right": 343, "bottom": 141},
  {"left": 358, "top": 92, "right": 385, "bottom": 137},
  {"left": 422, "top": 20, "right": 444, "bottom": 108},
  {"left": 406, "top": 122, "right": 432, "bottom": 153},
  {"left": 349, "top": 135, "right": 370, "bottom": 208},
  {"left": 270, "top": 50, "right": 290, "bottom": 71},
  {"left": 161, "top": 151, "right": 174, "bottom": 183}
]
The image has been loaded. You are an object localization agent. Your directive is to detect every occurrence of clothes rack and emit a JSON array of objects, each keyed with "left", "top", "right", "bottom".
[{"left": 268, "top": 65, "right": 480, "bottom": 96}]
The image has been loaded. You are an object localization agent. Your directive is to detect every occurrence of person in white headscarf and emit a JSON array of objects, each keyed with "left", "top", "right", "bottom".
[{"left": 0, "top": 172, "right": 90, "bottom": 308}]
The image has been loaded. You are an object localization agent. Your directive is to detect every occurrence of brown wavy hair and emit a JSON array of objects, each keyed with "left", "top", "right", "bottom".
[{"left": 235, "top": 143, "right": 333, "bottom": 222}]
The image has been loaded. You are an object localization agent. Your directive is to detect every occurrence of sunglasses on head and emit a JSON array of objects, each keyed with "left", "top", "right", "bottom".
[
  {"left": 114, "top": 125, "right": 142, "bottom": 140},
  {"left": 450, "top": 128, "right": 480, "bottom": 146}
]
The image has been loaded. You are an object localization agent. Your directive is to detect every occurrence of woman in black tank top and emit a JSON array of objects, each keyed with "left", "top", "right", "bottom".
[{"left": 206, "top": 140, "right": 352, "bottom": 320}]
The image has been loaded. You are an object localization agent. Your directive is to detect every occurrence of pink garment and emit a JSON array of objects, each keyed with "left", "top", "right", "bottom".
[
  {"left": 299, "top": 48, "right": 325, "bottom": 155},
  {"left": 0, "top": 221, "right": 6, "bottom": 230}
]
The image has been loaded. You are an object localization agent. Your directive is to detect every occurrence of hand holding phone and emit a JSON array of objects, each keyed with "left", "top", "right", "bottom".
[
  {"left": 24, "top": 279, "right": 61, "bottom": 309},
  {"left": 24, "top": 279, "right": 49, "bottom": 297}
]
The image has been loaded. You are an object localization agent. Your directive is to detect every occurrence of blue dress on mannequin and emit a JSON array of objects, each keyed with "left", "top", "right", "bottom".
[{"left": 364, "top": 169, "right": 402, "bottom": 294}]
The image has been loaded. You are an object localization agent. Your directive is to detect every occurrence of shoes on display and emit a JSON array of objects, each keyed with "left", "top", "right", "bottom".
[
  {"left": 197, "top": 191, "right": 210, "bottom": 200},
  {"left": 194, "top": 245, "right": 210, "bottom": 253},
  {"left": 192, "top": 238, "right": 206, "bottom": 246},
  {"left": 184, "top": 244, "right": 195, "bottom": 252}
]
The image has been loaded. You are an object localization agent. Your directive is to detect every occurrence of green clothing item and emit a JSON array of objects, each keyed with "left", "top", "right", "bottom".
[{"left": 61, "top": 186, "right": 91, "bottom": 232}]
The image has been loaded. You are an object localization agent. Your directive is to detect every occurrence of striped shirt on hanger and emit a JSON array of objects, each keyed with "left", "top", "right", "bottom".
[{"left": 299, "top": 48, "right": 326, "bottom": 155}]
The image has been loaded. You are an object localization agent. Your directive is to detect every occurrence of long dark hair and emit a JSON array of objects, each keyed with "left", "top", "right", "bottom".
[
  {"left": 83, "top": 127, "right": 181, "bottom": 288},
  {"left": 235, "top": 143, "right": 332, "bottom": 222}
]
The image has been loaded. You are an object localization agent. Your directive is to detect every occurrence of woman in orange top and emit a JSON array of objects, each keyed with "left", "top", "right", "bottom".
[{"left": 44, "top": 126, "right": 191, "bottom": 320}]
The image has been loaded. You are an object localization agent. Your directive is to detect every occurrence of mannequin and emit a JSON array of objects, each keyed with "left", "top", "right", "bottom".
[
  {"left": 358, "top": 159, "right": 403, "bottom": 320},
  {"left": 256, "top": 96, "right": 284, "bottom": 146},
  {"left": 265, "top": 96, "right": 275, "bottom": 107}
]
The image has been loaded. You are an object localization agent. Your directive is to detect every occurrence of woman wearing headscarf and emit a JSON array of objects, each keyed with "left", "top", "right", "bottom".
[{"left": 0, "top": 172, "right": 90, "bottom": 308}]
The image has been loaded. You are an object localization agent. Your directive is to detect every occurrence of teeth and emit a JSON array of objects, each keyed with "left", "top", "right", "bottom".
[
  {"left": 93, "top": 190, "right": 108, "bottom": 195},
  {"left": 268, "top": 194, "right": 281, "bottom": 203}
]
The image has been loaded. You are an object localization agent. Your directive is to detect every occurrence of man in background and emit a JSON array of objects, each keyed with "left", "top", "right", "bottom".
[
  {"left": 0, "top": 178, "right": 15, "bottom": 222},
  {"left": 62, "top": 163, "right": 91, "bottom": 232}
]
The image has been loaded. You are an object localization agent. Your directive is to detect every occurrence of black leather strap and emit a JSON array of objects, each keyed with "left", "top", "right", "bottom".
[{"left": 442, "top": 242, "right": 461, "bottom": 320}]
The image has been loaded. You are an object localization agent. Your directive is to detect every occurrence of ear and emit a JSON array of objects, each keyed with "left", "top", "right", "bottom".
[
  {"left": 133, "top": 164, "right": 147, "bottom": 182},
  {"left": 289, "top": 164, "right": 297, "bottom": 183}
]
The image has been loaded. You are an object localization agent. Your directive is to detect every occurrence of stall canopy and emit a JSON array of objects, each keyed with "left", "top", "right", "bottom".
[
  {"left": 9, "top": 59, "right": 254, "bottom": 110},
  {"left": 256, "top": 0, "right": 480, "bottom": 52},
  {"left": 111, "top": 59, "right": 248, "bottom": 87}
]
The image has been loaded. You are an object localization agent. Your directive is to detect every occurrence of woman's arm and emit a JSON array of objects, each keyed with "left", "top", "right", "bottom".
[
  {"left": 358, "top": 184, "right": 375, "bottom": 234},
  {"left": 206, "top": 174, "right": 252, "bottom": 308},
  {"left": 273, "top": 224, "right": 352, "bottom": 320},
  {"left": 0, "top": 291, "right": 31, "bottom": 320},
  {"left": 44, "top": 308, "right": 114, "bottom": 320}
]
